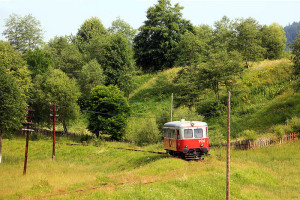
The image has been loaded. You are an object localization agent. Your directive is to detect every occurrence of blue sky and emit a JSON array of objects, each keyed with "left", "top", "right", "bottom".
[{"left": 0, "top": 0, "right": 299, "bottom": 42}]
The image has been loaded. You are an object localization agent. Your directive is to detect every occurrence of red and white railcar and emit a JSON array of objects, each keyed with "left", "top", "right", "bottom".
[{"left": 163, "top": 119, "right": 209, "bottom": 160}]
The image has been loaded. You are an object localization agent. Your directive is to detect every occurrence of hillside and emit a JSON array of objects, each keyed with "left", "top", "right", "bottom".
[
  {"left": 127, "top": 59, "right": 299, "bottom": 144},
  {"left": 0, "top": 139, "right": 299, "bottom": 199}
]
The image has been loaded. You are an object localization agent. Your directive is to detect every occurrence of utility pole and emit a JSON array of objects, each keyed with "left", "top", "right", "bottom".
[
  {"left": 22, "top": 108, "right": 34, "bottom": 175},
  {"left": 170, "top": 93, "right": 173, "bottom": 122},
  {"left": 226, "top": 91, "right": 231, "bottom": 200},
  {"left": 50, "top": 103, "right": 58, "bottom": 160}
]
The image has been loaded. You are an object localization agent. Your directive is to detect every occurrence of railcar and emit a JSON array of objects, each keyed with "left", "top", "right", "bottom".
[{"left": 163, "top": 119, "right": 209, "bottom": 160}]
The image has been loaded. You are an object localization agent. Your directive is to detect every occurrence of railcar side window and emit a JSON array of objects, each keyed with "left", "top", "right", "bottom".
[
  {"left": 171, "top": 129, "right": 176, "bottom": 139},
  {"left": 194, "top": 128, "right": 203, "bottom": 138},
  {"left": 184, "top": 129, "right": 193, "bottom": 139},
  {"left": 163, "top": 129, "right": 168, "bottom": 137},
  {"left": 206, "top": 127, "right": 208, "bottom": 137}
]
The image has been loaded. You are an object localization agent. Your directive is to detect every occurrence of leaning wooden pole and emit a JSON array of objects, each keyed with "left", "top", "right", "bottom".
[{"left": 226, "top": 91, "right": 231, "bottom": 200}]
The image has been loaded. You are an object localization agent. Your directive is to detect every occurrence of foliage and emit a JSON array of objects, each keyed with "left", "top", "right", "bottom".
[
  {"left": 286, "top": 116, "right": 300, "bottom": 133},
  {"left": 0, "top": 41, "right": 32, "bottom": 95},
  {"left": 86, "top": 85, "right": 130, "bottom": 140},
  {"left": 292, "top": 32, "right": 300, "bottom": 91},
  {"left": 108, "top": 17, "right": 137, "bottom": 45},
  {"left": 32, "top": 68, "right": 81, "bottom": 133},
  {"left": 76, "top": 17, "right": 107, "bottom": 52},
  {"left": 2, "top": 13, "right": 44, "bottom": 53},
  {"left": 173, "top": 65, "right": 201, "bottom": 108},
  {"left": 239, "top": 129, "right": 257, "bottom": 140},
  {"left": 213, "top": 16, "right": 237, "bottom": 52},
  {"left": 47, "top": 36, "right": 84, "bottom": 78},
  {"left": 175, "top": 31, "right": 204, "bottom": 66},
  {"left": 261, "top": 23, "right": 287, "bottom": 60},
  {"left": 88, "top": 33, "right": 135, "bottom": 97},
  {"left": 125, "top": 117, "right": 161, "bottom": 146},
  {"left": 0, "top": 67, "right": 27, "bottom": 133},
  {"left": 197, "top": 50, "right": 243, "bottom": 99},
  {"left": 23, "top": 47, "right": 53, "bottom": 78},
  {"left": 284, "top": 21, "right": 300, "bottom": 45},
  {"left": 134, "top": 0, "right": 193, "bottom": 72},
  {"left": 78, "top": 59, "right": 105, "bottom": 97},
  {"left": 235, "top": 17, "right": 265, "bottom": 68}
]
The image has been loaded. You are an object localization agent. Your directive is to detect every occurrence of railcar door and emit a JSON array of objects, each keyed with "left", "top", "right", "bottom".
[{"left": 176, "top": 129, "right": 180, "bottom": 150}]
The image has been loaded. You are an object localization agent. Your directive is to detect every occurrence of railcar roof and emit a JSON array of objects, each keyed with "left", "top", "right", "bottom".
[{"left": 163, "top": 120, "right": 207, "bottom": 128}]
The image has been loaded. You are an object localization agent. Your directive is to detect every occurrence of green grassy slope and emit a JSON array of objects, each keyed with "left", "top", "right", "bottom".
[
  {"left": 0, "top": 139, "right": 299, "bottom": 199},
  {"left": 129, "top": 59, "right": 300, "bottom": 141}
]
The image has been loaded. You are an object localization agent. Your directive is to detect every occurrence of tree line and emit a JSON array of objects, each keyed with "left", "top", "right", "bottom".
[{"left": 0, "top": 0, "right": 298, "bottom": 147}]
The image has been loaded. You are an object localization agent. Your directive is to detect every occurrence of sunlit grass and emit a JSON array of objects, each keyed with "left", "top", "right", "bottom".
[{"left": 0, "top": 138, "right": 299, "bottom": 199}]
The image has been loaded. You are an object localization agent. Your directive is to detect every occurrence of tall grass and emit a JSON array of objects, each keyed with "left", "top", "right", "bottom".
[{"left": 1, "top": 137, "right": 299, "bottom": 199}]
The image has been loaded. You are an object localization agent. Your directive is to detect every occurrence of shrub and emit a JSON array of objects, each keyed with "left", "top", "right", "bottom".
[
  {"left": 287, "top": 116, "right": 300, "bottom": 133},
  {"left": 239, "top": 130, "right": 257, "bottom": 140},
  {"left": 125, "top": 117, "right": 161, "bottom": 146},
  {"left": 273, "top": 124, "right": 291, "bottom": 138}
]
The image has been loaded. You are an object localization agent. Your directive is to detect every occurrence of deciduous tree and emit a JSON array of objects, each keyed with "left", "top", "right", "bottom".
[
  {"left": 134, "top": 0, "right": 193, "bottom": 72},
  {"left": 2, "top": 13, "right": 44, "bottom": 53},
  {"left": 261, "top": 23, "right": 287, "bottom": 60},
  {"left": 86, "top": 85, "right": 130, "bottom": 140},
  {"left": 32, "top": 68, "right": 81, "bottom": 133}
]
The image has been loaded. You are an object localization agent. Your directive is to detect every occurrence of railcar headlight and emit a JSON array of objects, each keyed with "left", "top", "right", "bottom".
[
  {"left": 185, "top": 145, "right": 188, "bottom": 148},
  {"left": 201, "top": 144, "right": 204, "bottom": 147}
]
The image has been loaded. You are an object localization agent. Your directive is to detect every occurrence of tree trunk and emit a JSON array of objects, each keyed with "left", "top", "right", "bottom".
[
  {"left": 62, "top": 122, "right": 68, "bottom": 135},
  {"left": 244, "top": 48, "right": 249, "bottom": 69},
  {"left": 0, "top": 130, "right": 2, "bottom": 164}
]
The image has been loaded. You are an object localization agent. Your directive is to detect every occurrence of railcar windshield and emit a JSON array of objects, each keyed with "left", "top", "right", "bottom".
[
  {"left": 184, "top": 129, "right": 193, "bottom": 138},
  {"left": 194, "top": 128, "right": 203, "bottom": 138}
]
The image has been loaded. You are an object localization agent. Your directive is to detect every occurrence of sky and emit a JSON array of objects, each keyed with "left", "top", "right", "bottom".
[{"left": 0, "top": 0, "right": 299, "bottom": 42}]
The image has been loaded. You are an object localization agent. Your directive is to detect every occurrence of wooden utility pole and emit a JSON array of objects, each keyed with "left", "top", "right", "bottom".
[
  {"left": 23, "top": 108, "right": 34, "bottom": 175},
  {"left": 170, "top": 93, "right": 173, "bottom": 122},
  {"left": 226, "top": 91, "right": 231, "bottom": 200},
  {"left": 51, "top": 103, "right": 57, "bottom": 160}
]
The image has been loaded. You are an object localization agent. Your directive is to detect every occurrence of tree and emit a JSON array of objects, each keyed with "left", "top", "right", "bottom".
[
  {"left": 213, "top": 16, "right": 237, "bottom": 53},
  {"left": 175, "top": 31, "right": 204, "bottom": 66},
  {"left": 109, "top": 17, "right": 137, "bottom": 45},
  {"left": 0, "top": 41, "right": 32, "bottom": 95},
  {"left": 86, "top": 85, "right": 130, "bottom": 140},
  {"left": 235, "top": 18, "right": 265, "bottom": 68},
  {"left": 0, "top": 67, "right": 28, "bottom": 163},
  {"left": 76, "top": 17, "right": 107, "bottom": 53},
  {"left": 88, "top": 33, "right": 135, "bottom": 98},
  {"left": 173, "top": 65, "right": 201, "bottom": 108},
  {"left": 261, "top": 23, "right": 287, "bottom": 60},
  {"left": 23, "top": 47, "right": 53, "bottom": 78},
  {"left": 197, "top": 50, "right": 243, "bottom": 100},
  {"left": 292, "top": 32, "right": 300, "bottom": 91},
  {"left": 284, "top": 21, "right": 300, "bottom": 45},
  {"left": 47, "top": 36, "right": 84, "bottom": 78},
  {"left": 2, "top": 13, "right": 44, "bottom": 53},
  {"left": 32, "top": 68, "right": 81, "bottom": 133},
  {"left": 0, "top": 41, "right": 31, "bottom": 164},
  {"left": 134, "top": 0, "right": 194, "bottom": 72},
  {"left": 78, "top": 59, "right": 106, "bottom": 97}
]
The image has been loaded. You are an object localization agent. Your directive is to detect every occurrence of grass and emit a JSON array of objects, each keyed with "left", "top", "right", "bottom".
[{"left": 0, "top": 137, "right": 299, "bottom": 199}]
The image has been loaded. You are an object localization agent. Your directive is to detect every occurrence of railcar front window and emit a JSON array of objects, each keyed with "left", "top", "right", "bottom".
[
  {"left": 184, "top": 129, "right": 193, "bottom": 139},
  {"left": 194, "top": 128, "right": 203, "bottom": 138}
]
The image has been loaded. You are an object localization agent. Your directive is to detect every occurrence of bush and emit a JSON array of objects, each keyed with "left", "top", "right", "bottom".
[
  {"left": 273, "top": 124, "right": 291, "bottom": 138},
  {"left": 239, "top": 130, "right": 257, "bottom": 140},
  {"left": 287, "top": 116, "right": 300, "bottom": 132},
  {"left": 125, "top": 117, "right": 161, "bottom": 146}
]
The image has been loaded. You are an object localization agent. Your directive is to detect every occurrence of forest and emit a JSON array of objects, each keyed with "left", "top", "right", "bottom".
[{"left": 1, "top": 0, "right": 300, "bottom": 149}]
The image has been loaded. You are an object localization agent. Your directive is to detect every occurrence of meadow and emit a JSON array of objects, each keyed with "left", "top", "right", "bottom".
[{"left": 0, "top": 137, "right": 299, "bottom": 199}]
